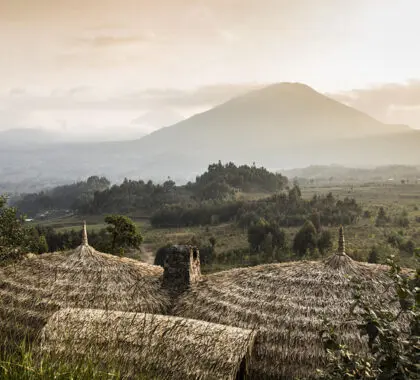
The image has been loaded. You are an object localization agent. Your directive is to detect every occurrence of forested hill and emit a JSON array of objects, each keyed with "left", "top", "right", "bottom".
[{"left": 12, "top": 162, "right": 288, "bottom": 217}]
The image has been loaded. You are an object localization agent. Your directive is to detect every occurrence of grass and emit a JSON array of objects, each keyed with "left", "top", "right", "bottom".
[{"left": 0, "top": 342, "right": 150, "bottom": 380}]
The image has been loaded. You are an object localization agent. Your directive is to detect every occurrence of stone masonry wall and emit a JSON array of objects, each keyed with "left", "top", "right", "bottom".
[{"left": 162, "top": 245, "right": 201, "bottom": 296}]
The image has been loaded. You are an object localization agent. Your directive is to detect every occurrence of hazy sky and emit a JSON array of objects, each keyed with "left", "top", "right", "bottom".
[{"left": 1, "top": 0, "right": 419, "bottom": 138}]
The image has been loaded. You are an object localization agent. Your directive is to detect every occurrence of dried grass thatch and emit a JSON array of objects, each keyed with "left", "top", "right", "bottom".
[
  {"left": 174, "top": 232, "right": 403, "bottom": 379},
  {"left": 0, "top": 223, "right": 169, "bottom": 347},
  {"left": 41, "top": 308, "right": 256, "bottom": 380}
]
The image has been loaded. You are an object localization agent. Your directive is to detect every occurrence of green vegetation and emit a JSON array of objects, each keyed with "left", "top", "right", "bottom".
[
  {"left": 0, "top": 196, "right": 28, "bottom": 262},
  {"left": 30, "top": 215, "right": 143, "bottom": 257},
  {"left": 1, "top": 164, "right": 420, "bottom": 379},
  {"left": 13, "top": 176, "right": 110, "bottom": 217},
  {"left": 292, "top": 220, "right": 326, "bottom": 258},
  {"left": 13, "top": 162, "right": 287, "bottom": 218},
  {"left": 190, "top": 161, "right": 288, "bottom": 199},
  {"left": 319, "top": 256, "right": 419, "bottom": 380},
  {"left": 0, "top": 343, "right": 150, "bottom": 380},
  {"left": 151, "top": 185, "right": 362, "bottom": 228},
  {"left": 104, "top": 215, "right": 143, "bottom": 255},
  {"left": 0, "top": 196, "right": 48, "bottom": 263},
  {"left": 3, "top": 164, "right": 420, "bottom": 272}
]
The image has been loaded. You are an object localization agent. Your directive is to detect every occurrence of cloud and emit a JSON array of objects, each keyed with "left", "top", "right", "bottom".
[
  {"left": 9, "top": 88, "right": 26, "bottom": 97},
  {"left": 120, "top": 83, "right": 266, "bottom": 108},
  {"left": 330, "top": 80, "right": 420, "bottom": 128},
  {"left": 131, "top": 108, "right": 184, "bottom": 129},
  {"left": 0, "top": 83, "right": 264, "bottom": 133},
  {"left": 75, "top": 35, "right": 151, "bottom": 48}
]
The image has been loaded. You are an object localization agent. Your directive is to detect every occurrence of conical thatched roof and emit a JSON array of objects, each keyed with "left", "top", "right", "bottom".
[
  {"left": 173, "top": 228, "right": 402, "bottom": 379},
  {"left": 41, "top": 308, "right": 256, "bottom": 380},
  {"left": 0, "top": 223, "right": 169, "bottom": 347}
]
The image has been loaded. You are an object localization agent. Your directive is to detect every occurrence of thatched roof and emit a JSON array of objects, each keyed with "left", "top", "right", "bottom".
[
  {"left": 0, "top": 223, "right": 169, "bottom": 347},
  {"left": 173, "top": 228, "right": 402, "bottom": 379},
  {"left": 41, "top": 308, "right": 256, "bottom": 380}
]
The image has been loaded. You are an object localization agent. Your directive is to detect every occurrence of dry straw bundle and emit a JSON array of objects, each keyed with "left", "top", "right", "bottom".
[
  {"left": 41, "top": 308, "right": 256, "bottom": 380},
  {"left": 0, "top": 223, "right": 169, "bottom": 347},
  {"left": 174, "top": 229, "right": 402, "bottom": 379}
]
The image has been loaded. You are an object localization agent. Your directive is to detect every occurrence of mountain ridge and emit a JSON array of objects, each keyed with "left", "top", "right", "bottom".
[
  {"left": 0, "top": 82, "right": 418, "bottom": 189},
  {"left": 135, "top": 82, "right": 410, "bottom": 147}
]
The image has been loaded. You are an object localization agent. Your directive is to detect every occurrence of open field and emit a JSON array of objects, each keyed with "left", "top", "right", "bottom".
[{"left": 33, "top": 183, "right": 420, "bottom": 270}]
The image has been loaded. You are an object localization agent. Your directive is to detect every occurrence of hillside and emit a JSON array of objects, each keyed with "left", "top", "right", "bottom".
[
  {"left": 1, "top": 83, "right": 419, "bottom": 190},
  {"left": 141, "top": 82, "right": 406, "bottom": 146}
]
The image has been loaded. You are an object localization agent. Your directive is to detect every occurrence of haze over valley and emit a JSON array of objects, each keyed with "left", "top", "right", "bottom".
[
  {"left": 1, "top": 2, "right": 420, "bottom": 379},
  {"left": 1, "top": 0, "right": 420, "bottom": 192},
  {"left": 1, "top": 82, "right": 420, "bottom": 191}
]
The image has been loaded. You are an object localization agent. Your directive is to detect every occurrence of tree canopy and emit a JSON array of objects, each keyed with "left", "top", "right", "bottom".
[{"left": 104, "top": 215, "right": 143, "bottom": 255}]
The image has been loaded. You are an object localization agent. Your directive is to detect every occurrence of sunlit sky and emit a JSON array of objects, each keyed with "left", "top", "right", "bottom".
[{"left": 1, "top": 0, "right": 419, "bottom": 139}]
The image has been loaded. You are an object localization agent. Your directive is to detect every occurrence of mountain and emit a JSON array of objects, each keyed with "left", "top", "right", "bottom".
[
  {"left": 1, "top": 83, "right": 419, "bottom": 190},
  {"left": 151, "top": 82, "right": 405, "bottom": 141},
  {"left": 131, "top": 108, "right": 184, "bottom": 132}
]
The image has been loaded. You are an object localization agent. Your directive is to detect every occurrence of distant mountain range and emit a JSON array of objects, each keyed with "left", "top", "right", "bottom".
[{"left": 1, "top": 82, "right": 419, "bottom": 190}]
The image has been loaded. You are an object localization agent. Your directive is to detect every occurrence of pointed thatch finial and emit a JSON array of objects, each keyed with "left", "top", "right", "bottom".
[
  {"left": 338, "top": 225, "right": 345, "bottom": 255},
  {"left": 82, "top": 221, "right": 88, "bottom": 246}
]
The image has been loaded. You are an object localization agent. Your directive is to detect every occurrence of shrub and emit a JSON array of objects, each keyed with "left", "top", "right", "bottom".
[
  {"left": 293, "top": 220, "right": 318, "bottom": 257},
  {"left": 375, "top": 207, "right": 389, "bottom": 227},
  {"left": 318, "top": 256, "right": 419, "bottom": 380},
  {"left": 367, "top": 246, "right": 379, "bottom": 263}
]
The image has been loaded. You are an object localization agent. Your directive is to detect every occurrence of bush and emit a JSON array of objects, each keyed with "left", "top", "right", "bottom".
[
  {"left": 318, "top": 256, "right": 419, "bottom": 379},
  {"left": 363, "top": 210, "right": 372, "bottom": 219},
  {"left": 293, "top": 221, "right": 318, "bottom": 257},
  {"left": 375, "top": 207, "right": 389, "bottom": 227},
  {"left": 367, "top": 246, "right": 379, "bottom": 263},
  {"left": 318, "top": 230, "right": 333, "bottom": 255}
]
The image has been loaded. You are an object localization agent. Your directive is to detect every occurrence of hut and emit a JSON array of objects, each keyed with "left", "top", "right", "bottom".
[
  {"left": 0, "top": 223, "right": 169, "bottom": 347},
  {"left": 173, "top": 227, "right": 402, "bottom": 379},
  {"left": 0, "top": 223, "right": 410, "bottom": 379},
  {"left": 41, "top": 308, "right": 256, "bottom": 380}
]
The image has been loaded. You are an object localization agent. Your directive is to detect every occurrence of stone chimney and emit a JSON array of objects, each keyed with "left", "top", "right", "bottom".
[{"left": 162, "top": 245, "right": 201, "bottom": 296}]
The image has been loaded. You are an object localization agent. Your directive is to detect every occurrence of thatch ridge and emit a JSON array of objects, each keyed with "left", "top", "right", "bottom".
[
  {"left": 41, "top": 308, "right": 256, "bottom": 380},
  {"left": 173, "top": 253, "right": 402, "bottom": 379},
  {"left": 0, "top": 226, "right": 170, "bottom": 347}
]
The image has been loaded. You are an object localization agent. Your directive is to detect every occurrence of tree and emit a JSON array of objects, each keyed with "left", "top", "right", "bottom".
[
  {"left": 262, "top": 232, "right": 274, "bottom": 256},
  {"left": 37, "top": 235, "right": 49, "bottom": 254},
  {"left": 310, "top": 211, "right": 322, "bottom": 233},
  {"left": 104, "top": 215, "right": 143, "bottom": 255},
  {"left": 318, "top": 230, "right": 333, "bottom": 255},
  {"left": 209, "top": 236, "right": 217, "bottom": 249},
  {"left": 319, "top": 256, "right": 419, "bottom": 380},
  {"left": 270, "top": 225, "right": 287, "bottom": 251},
  {"left": 375, "top": 207, "right": 389, "bottom": 227},
  {"left": 0, "top": 195, "right": 32, "bottom": 262},
  {"left": 396, "top": 210, "right": 410, "bottom": 228},
  {"left": 367, "top": 246, "right": 379, "bottom": 264},
  {"left": 293, "top": 220, "right": 318, "bottom": 257},
  {"left": 247, "top": 219, "right": 269, "bottom": 253}
]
